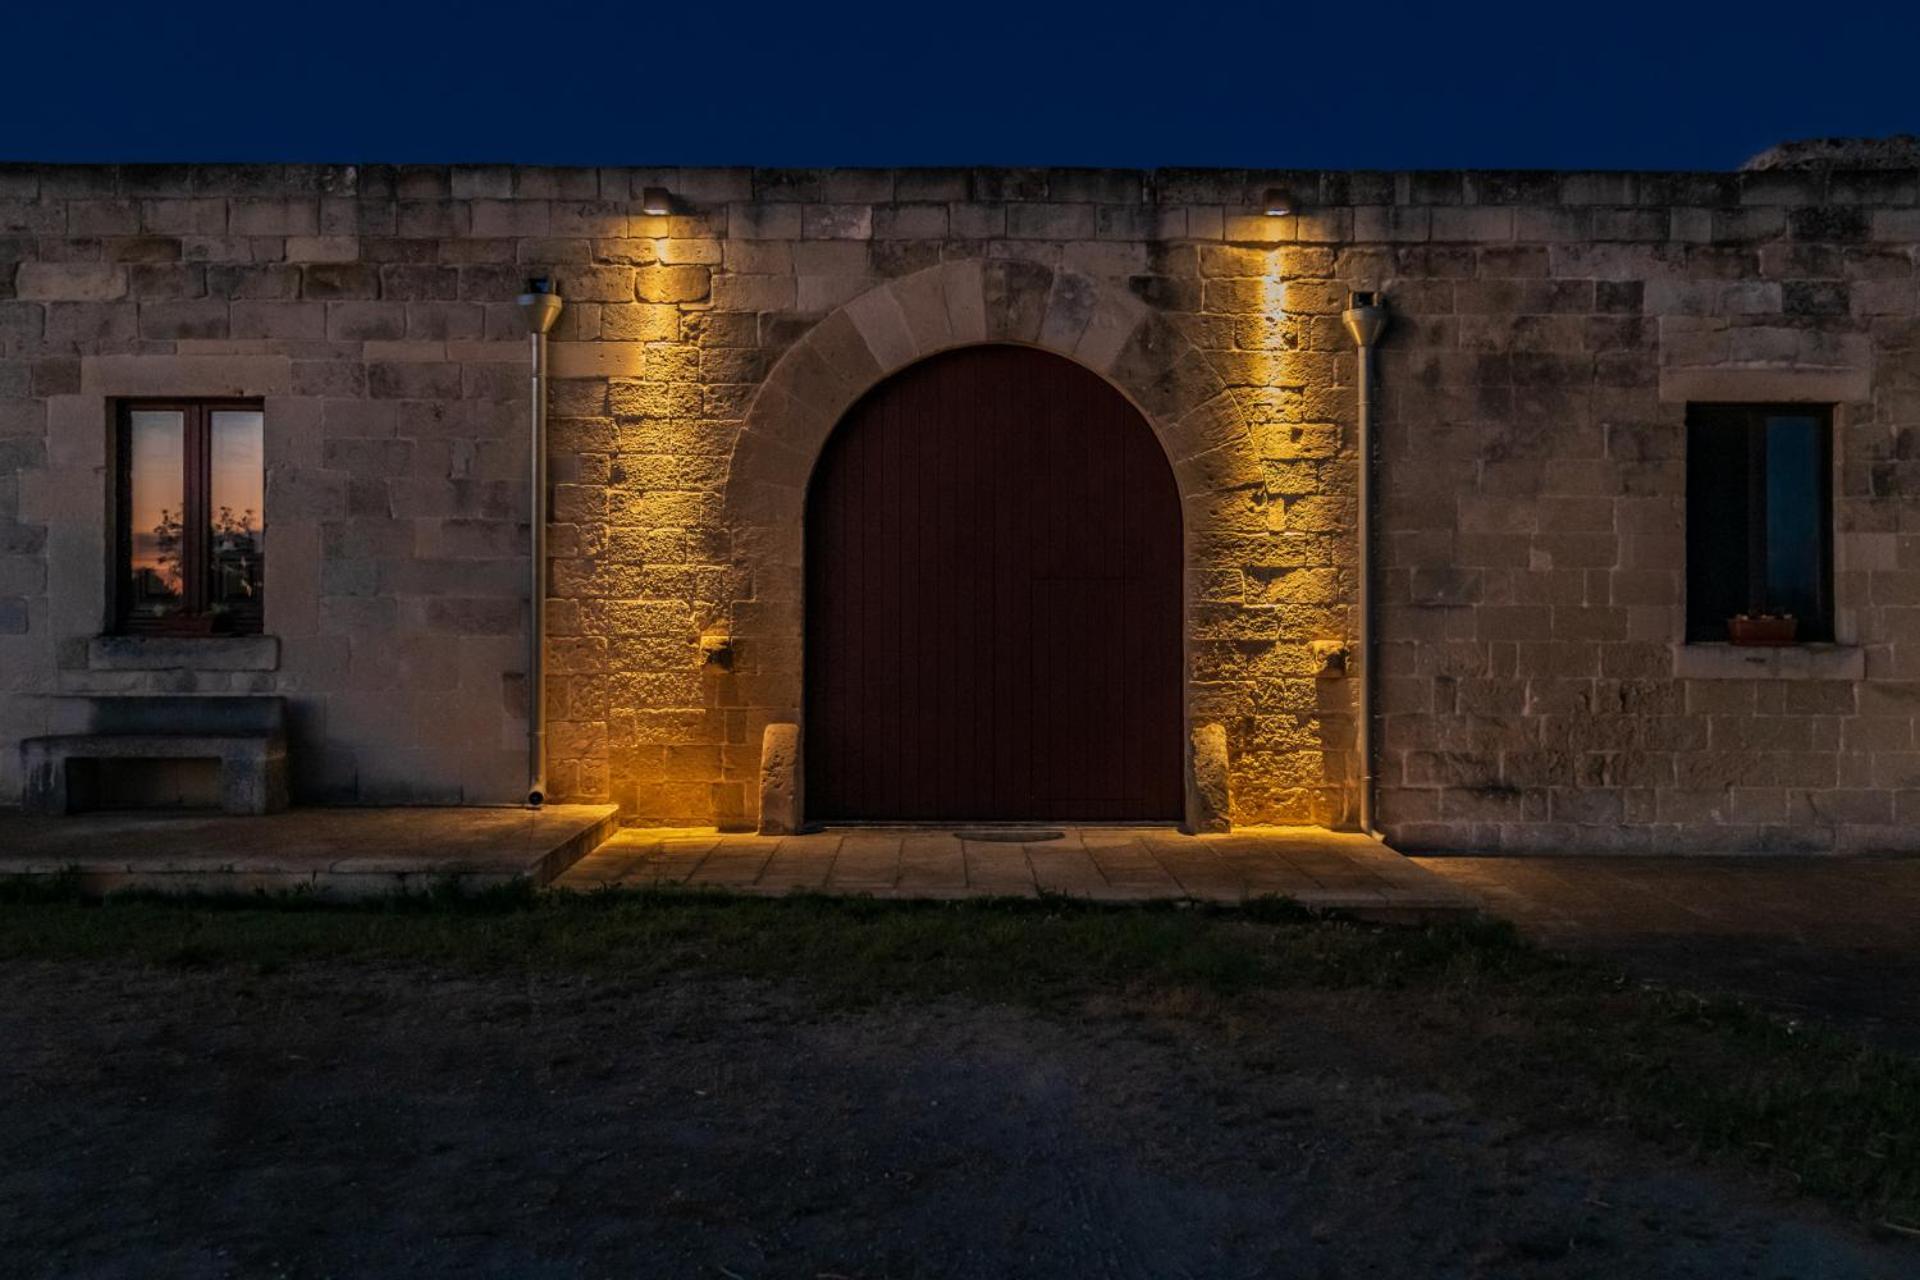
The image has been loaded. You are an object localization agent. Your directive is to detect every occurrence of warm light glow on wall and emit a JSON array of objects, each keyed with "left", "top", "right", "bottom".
[
  {"left": 1262, "top": 256, "right": 1287, "bottom": 319},
  {"left": 1242, "top": 249, "right": 1290, "bottom": 394}
]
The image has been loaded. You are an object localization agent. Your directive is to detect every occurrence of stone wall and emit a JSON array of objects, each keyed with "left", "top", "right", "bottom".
[{"left": 1, "top": 163, "right": 1916, "bottom": 852}]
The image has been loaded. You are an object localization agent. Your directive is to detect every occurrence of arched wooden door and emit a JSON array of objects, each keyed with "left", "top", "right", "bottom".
[{"left": 805, "top": 344, "right": 1183, "bottom": 822}]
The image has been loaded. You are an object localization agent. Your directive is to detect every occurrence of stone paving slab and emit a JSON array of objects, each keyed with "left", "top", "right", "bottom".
[
  {"left": 0, "top": 805, "right": 620, "bottom": 897},
  {"left": 555, "top": 825, "right": 1474, "bottom": 920},
  {"left": 1414, "top": 854, "right": 1920, "bottom": 1052},
  {"left": 1414, "top": 855, "right": 1920, "bottom": 945}
]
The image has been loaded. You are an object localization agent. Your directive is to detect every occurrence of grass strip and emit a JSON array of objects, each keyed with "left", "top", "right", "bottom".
[{"left": 2, "top": 878, "right": 1915, "bottom": 1226}]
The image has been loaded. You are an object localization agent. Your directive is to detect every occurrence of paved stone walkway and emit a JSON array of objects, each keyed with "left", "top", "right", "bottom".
[
  {"left": 556, "top": 826, "right": 1473, "bottom": 919},
  {"left": 1416, "top": 855, "right": 1920, "bottom": 1052}
]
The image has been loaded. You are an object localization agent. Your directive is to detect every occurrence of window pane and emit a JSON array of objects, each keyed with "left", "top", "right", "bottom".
[
  {"left": 126, "top": 410, "right": 185, "bottom": 620},
  {"left": 1686, "top": 405, "right": 1833, "bottom": 643},
  {"left": 1764, "top": 414, "right": 1823, "bottom": 629},
  {"left": 209, "top": 409, "right": 265, "bottom": 621},
  {"left": 1684, "top": 409, "right": 1752, "bottom": 642}
]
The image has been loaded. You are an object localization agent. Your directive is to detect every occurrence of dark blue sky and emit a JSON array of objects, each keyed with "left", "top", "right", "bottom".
[{"left": 8, "top": 1, "right": 1916, "bottom": 170}]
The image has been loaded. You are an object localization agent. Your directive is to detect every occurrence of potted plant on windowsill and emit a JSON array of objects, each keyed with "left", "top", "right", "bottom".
[
  {"left": 1727, "top": 612, "right": 1798, "bottom": 647},
  {"left": 142, "top": 606, "right": 236, "bottom": 637}
]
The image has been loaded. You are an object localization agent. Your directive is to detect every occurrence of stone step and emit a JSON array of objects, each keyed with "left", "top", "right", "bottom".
[
  {"left": 556, "top": 824, "right": 1478, "bottom": 921},
  {"left": 0, "top": 804, "right": 621, "bottom": 898}
]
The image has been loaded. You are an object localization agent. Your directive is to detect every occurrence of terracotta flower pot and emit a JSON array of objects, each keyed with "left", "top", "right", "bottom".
[{"left": 1727, "top": 613, "right": 1798, "bottom": 647}]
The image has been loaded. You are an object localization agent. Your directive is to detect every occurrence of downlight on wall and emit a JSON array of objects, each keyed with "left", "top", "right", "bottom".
[{"left": 1261, "top": 188, "right": 1296, "bottom": 316}]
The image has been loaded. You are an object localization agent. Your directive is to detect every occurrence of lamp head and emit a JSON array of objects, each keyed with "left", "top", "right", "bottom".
[
  {"left": 1342, "top": 290, "right": 1390, "bottom": 347},
  {"left": 516, "top": 277, "right": 564, "bottom": 335}
]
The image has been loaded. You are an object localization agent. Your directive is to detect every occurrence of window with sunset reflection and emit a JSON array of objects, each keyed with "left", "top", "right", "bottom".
[{"left": 117, "top": 402, "right": 264, "bottom": 634}]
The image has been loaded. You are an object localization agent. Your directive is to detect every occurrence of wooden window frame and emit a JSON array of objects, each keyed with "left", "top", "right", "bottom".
[
  {"left": 114, "top": 398, "right": 265, "bottom": 636},
  {"left": 1683, "top": 402, "right": 1834, "bottom": 644}
]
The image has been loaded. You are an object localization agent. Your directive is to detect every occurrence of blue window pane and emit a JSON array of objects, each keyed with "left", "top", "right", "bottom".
[{"left": 1764, "top": 415, "right": 1822, "bottom": 624}]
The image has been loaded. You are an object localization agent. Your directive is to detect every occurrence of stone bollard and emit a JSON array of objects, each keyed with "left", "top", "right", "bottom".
[
  {"left": 1187, "top": 722, "right": 1231, "bottom": 834},
  {"left": 758, "top": 722, "right": 803, "bottom": 835}
]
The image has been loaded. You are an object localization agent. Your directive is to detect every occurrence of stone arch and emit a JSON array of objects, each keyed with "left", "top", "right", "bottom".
[
  {"left": 724, "top": 259, "right": 1265, "bottom": 544},
  {"left": 720, "top": 258, "right": 1268, "bottom": 831}
]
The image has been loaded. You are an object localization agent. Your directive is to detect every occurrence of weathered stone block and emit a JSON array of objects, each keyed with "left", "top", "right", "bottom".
[
  {"left": 634, "top": 265, "right": 710, "bottom": 303},
  {"left": 301, "top": 263, "right": 379, "bottom": 300},
  {"left": 285, "top": 236, "right": 360, "bottom": 263},
  {"left": 230, "top": 300, "right": 326, "bottom": 340},
  {"left": 229, "top": 198, "right": 320, "bottom": 236},
  {"left": 142, "top": 198, "right": 227, "bottom": 235},
  {"left": 1006, "top": 203, "right": 1096, "bottom": 240},
  {"left": 1430, "top": 207, "right": 1516, "bottom": 243},
  {"left": 15, "top": 263, "right": 126, "bottom": 301},
  {"left": 325, "top": 301, "right": 406, "bottom": 341},
  {"left": 138, "top": 300, "right": 229, "bottom": 340},
  {"left": 800, "top": 204, "right": 872, "bottom": 240},
  {"left": 729, "top": 203, "right": 802, "bottom": 240},
  {"left": 470, "top": 199, "right": 549, "bottom": 237}
]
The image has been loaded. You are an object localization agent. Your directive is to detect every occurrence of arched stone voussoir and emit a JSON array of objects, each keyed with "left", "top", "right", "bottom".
[
  {"left": 725, "top": 477, "right": 806, "bottom": 547},
  {"left": 980, "top": 259, "right": 1056, "bottom": 343},
  {"left": 1039, "top": 271, "right": 1096, "bottom": 340},
  {"left": 1172, "top": 390, "right": 1263, "bottom": 465},
  {"left": 732, "top": 384, "right": 832, "bottom": 491},
  {"left": 784, "top": 312, "right": 883, "bottom": 416},
  {"left": 939, "top": 259, "right": 988, "bottom": 343},
  {"left": 1069, "top": 280, "right": 1148, "bottom": 376},
  {"left": 886, "top": 263, "right": 958, "bottom": 353},
  {"left": 844, "top": 286, "right": 918, "bottom": 374},
  {"left": 1107, "top": 313, "right": 1231, "bottom": 429},
  {"left": 726, "top": 428, "right": 814, "bottom": 505}
]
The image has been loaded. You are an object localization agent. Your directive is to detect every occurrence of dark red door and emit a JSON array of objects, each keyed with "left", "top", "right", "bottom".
[{"left": 805, "top": 344, "right": 1183, "bottom": 822}]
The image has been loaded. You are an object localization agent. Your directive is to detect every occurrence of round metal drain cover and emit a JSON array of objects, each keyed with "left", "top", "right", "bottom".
[{"left": 953, "top": 829, "right": 1065, "bottom": 843}]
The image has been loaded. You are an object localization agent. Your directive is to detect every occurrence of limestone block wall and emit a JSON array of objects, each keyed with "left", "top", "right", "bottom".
[
  {"left": 0, "top": 162, "right": 1916, "bottom": 852},
  {"left": 0, "top": 165, "right": 537, "bottom": 806},
  {"left": 1371, "top": 171, "right": 1920, "bottom": 853}
]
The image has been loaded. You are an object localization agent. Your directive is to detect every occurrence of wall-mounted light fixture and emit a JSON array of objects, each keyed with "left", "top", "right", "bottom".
[
  {"left": 640, "top": 186, "right": 674, "bottom": 216},
  {"left": 700, "top": 632, "right": 735, "bottom": 671},
  {"left": 1262, "top": 187, "right": 1295, "bottom": 217}
]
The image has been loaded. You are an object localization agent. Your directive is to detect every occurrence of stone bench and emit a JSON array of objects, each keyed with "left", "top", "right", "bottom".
[{"left": 22, "top": 696, "right": 290, "bottom": 816}]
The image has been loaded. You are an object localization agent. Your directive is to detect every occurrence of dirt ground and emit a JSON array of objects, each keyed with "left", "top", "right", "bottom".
[
  {"left": 3, "top": 959, "right": 1914, "bottom": 1279},
  {"left": 1415, "top": 855, "right": 1920, "bottom": 1055}
]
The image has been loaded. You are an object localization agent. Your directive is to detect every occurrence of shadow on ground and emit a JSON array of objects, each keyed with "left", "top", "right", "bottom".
[{"left": 3, "top": 957, "right": 1914, "bottom": 1279}]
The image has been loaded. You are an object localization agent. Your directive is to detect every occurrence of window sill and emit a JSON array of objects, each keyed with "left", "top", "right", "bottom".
[
  {"left": 88, "top": 635, "right": 280, "bottom": 672},
  {"left": 1671, "top": 643, "right": 1864, "bottom": 681}
]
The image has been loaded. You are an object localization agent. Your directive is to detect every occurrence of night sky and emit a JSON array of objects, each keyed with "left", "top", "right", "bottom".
[{"left": 7, "top": 1, "right": 1917, "bottom": 170}]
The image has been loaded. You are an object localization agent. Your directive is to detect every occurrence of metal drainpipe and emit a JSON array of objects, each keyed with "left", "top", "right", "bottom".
[
  {"left": 516, "top": 279, "right": 564, "bottom": 806},
  {"left": 1341, "top": 291, "right": 1389, "bottom": 836}
]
